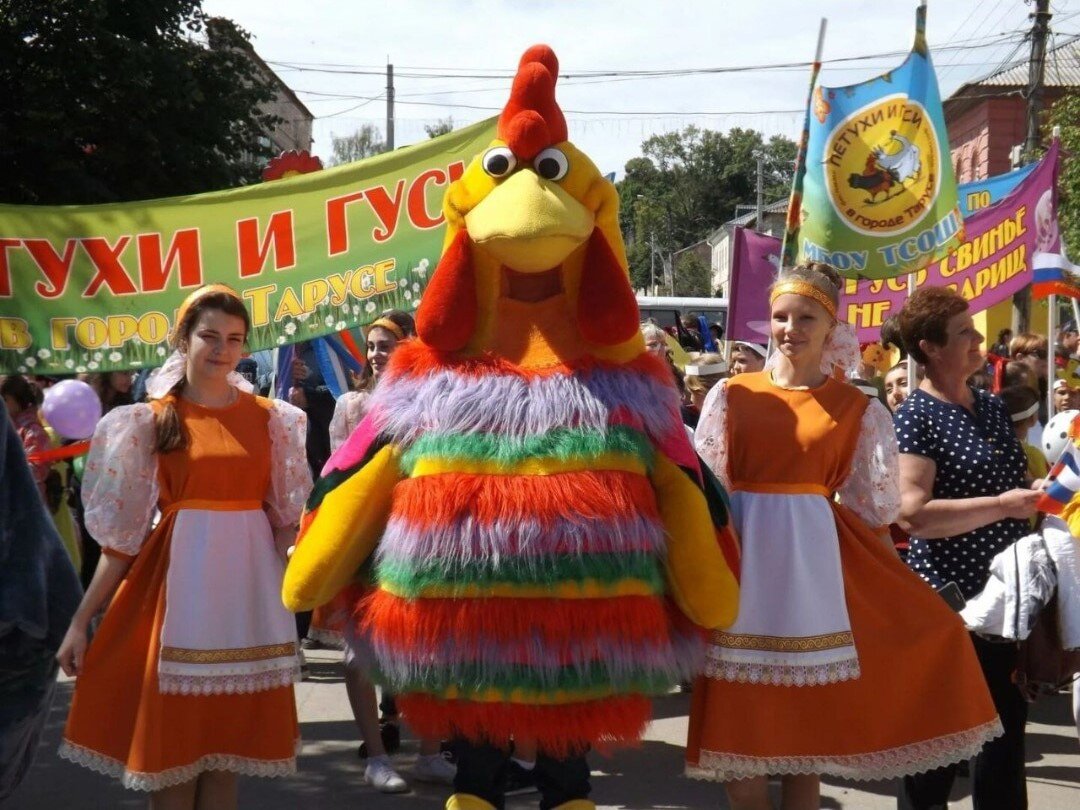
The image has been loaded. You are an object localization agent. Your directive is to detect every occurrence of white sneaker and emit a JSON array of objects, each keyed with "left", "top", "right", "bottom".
[
  {"left": 412, "top": 752, "right": 457, "bottom": 785},
  {"left": 364, "top": 756, "right": 409, "bottom": 793}
]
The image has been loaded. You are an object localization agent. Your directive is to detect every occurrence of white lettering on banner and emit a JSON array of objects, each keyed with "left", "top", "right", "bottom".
[
  {"left": 877, "top": 209, "right": 961, "bottom": 268},
  {"left": 802, "top": 240, "right": 868, "bottom": 273}
]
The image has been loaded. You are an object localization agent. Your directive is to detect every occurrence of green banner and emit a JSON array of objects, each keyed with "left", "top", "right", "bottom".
[{"left": 0, "top": 118, "right": 497, "bottom": 375}]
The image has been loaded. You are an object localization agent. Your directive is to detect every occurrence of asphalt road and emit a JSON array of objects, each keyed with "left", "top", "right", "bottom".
[{"left": 8, "top": 648, "right": 1079, "bottom": 809}]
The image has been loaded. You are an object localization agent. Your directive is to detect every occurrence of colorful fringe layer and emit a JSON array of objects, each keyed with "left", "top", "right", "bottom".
[{"left": 304, "top": 340, "right": 736, "bottom": 750}]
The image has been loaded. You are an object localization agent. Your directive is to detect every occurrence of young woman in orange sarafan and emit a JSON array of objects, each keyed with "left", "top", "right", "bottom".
[
  {"left": 687, "top": 262, "right": 1001, "bottom": 810},
  {"left": 56, "top": 285, "right": 312, "bottom": 810}
]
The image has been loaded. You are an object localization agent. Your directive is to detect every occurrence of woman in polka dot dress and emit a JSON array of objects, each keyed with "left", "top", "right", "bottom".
[{"left": 894, "top": 287, "right": 1040, "bottom": 810}]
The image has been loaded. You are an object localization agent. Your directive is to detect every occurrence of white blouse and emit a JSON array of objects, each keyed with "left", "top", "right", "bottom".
[
  {"left": 83, "top": 399, "right": 311, "bottom": 557},
  {"left": 328, "top": 390, "right": 373, "bottom": 453}
]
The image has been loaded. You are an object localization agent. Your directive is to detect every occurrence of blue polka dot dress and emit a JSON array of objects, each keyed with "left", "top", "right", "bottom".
[{"left": 893, "top": 387, "right": 1029, "bottom": 599}]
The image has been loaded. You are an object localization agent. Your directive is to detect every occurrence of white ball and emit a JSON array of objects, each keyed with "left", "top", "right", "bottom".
[{"left": 1042, "top": 410, "right": 1080, "bottom": 465}]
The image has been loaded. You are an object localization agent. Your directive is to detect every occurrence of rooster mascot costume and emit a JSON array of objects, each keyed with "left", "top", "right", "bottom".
[{"left": 283, "top": 45, "right": 740, "bottom": 810}]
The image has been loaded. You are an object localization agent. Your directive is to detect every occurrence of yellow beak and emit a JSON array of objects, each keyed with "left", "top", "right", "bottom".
[{"left": 464, "top": 170, "right": 594, "bottom": 272}]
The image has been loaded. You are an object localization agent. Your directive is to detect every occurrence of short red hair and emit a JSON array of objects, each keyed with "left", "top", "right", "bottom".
[{"left": 897, "top": 287, "right": 969, "bottom": 364}]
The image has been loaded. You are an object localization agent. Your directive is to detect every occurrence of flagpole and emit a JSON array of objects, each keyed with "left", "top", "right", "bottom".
[
  {"left": 907, "top": 272, "right": 917, "bottom": 392},
  {"left": 1050, "top": 294, "right": 1058, "bottom": 419},
  {"left": 779, "top": 17, "right": 827, "bottom": 273},
  {"left": 907, "top": 1, "right": 928, "bottom": 392}
]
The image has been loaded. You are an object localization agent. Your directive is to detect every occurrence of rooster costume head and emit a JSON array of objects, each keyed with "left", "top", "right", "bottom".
[{"left": 414, "top": 45, "right": 642, "bottom": 362}]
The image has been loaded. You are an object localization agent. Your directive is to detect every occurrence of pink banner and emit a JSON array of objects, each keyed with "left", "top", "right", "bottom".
[{"left": 726, "top": 144, "right": 1059, "bottom": 342}]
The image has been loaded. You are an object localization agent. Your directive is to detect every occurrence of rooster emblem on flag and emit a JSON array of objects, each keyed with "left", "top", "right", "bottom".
[{"left": 847, "top": 131, "right": 921, "bottom": 204}]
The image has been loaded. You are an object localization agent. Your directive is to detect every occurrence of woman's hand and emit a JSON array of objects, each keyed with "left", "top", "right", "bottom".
[
  {"left": 57, "top": 621, "right": 89, "bottom": 677},
  {"left": 997, "top": 488, "right": 1041, "bottom": 520}
]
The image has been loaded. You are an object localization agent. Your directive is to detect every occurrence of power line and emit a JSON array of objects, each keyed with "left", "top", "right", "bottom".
[
  {"left": 314, "top": 97, "right": 805, "bottom": 120},
  {"left": 321, "top": 94, "right": 385, "bottom": 118},
  {"left": 291, "top": 54, "right": 1038, "bottom": 104},
  {"left": 264, "top": 32, "right": 1020, "bottom": 81},
  {"left": 936, "top": 0, "right": 1011, "bottom": 80}
]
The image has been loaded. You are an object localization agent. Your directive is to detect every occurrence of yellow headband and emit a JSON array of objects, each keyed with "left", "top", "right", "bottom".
[
  {"left": 368, "top": 317, "right": 406, "bottom": 341},
  {"left": 170, "top": 284, "right": 244, "bottom": 346},
  {"left": 769, "top": 279, "right": 837, "bottom": 319}
]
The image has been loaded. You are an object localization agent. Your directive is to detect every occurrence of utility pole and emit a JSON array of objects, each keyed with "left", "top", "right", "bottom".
[
  {"left": 386, "top": 63, "right": 395, "bottom": 151},
  {"left": 1015, "top": 0, "right": 1052, "bottom": 332},
  {"left": 649, "top": 232, "right": 657, "bottom": 295},
  {"left": 755, "top": 152, "right": 764, "bottom": 232},
  {"left": 1025, "top": 0, "right": 1051, "bottom": 160}
]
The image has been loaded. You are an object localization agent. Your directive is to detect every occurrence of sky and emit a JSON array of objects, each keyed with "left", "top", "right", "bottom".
[{"left": 203, "top": 0, "right": 1080, "bottom": 185}]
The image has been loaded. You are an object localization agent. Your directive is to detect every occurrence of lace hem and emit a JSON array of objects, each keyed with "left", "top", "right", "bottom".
[
  {"left": 685, "top": 717, "right": 1003, "bottom": 782},
  {"left": 157, "top": 665, "right": 300, "bottom": 695},
  {"left": 58, "top": 739, "right": 297, "bottom": 792},
  {"left": 704, "top": 657, "right": 861, "bottom": 686}
]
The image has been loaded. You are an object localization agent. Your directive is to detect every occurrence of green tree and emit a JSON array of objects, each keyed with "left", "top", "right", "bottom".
[
  {"left": 0, "top": 1, "right": 281, "bottom": 204},
  {"left": 1048, "top": 94, "right": 1080, "bottom": 255},
  {"left": 672, "top": 252, "right": 712, "bottom": 297},
  {"left": 618, "top": 126, "right": 796, "bottom": 292},
  {"left": 329, "top": 124, "right": 387, "bottom": 166},
  {"left": 425, "top": 118, "right": 455, "bottom": 139}
]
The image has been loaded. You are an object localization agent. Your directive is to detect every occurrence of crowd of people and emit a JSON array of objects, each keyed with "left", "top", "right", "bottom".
[{"left": 2, "top": 270, "right": 1079, "bottom": 810}]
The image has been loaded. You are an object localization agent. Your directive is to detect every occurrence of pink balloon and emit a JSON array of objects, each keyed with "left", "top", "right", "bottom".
[{"left": 42, "top": 379, "right": 103, "bottom": 440}]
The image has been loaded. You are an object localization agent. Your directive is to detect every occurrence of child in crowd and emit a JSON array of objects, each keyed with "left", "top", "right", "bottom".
[
  {"left": 1000, "top": 385, "right": 1049, "bottom": 483},
  {"left": 883, "top": 360, "right": 922, "bottom": 413},
  {"left": 728, "top": 341, "right": 766, "bottom": 376}
]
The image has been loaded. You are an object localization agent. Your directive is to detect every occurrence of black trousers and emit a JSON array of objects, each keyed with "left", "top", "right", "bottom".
[
  {"left": 898, "top": 635, "right": 1028, "bottom": 810},
  {"left": 452, "top": 739, "right": 590, "bottom": 810}
]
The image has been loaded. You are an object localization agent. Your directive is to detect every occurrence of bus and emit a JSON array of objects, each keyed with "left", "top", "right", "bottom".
[{"left": 636, "top": 295, "right": 728, "bottom": 337}]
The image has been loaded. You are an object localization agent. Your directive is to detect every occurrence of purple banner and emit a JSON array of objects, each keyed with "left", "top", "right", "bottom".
[
  {"left": 727, "top": 226, "right": 780, "bottom": 342},
  {"left": 840, "top": 141, "right": 1059, "bottom": 340},
  {"left": 727, "top": 144, "right": 1059, "bottom": 343}
]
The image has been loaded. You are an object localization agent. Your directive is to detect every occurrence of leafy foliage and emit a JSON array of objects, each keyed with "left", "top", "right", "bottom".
[
  {"left": 425, "top": 118, "right": 455, "bottom": 139},
  {"left": 1047, "top": 94, "right": 1080, "bottom": 256},
  {"left": 617, "top": 126, "right": 796, "bottom": 292},
  {"left": 0, "top": 1, "right": 282, "bottom": 204},
  {"left": 672, "top": 251, "right": 712, "bottom": 297},
  {"left": 329, "top": 124, "right": 387, "bottom": 165}
]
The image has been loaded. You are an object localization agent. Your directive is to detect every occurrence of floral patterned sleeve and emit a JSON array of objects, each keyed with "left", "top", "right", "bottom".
[
  {"left": 694, "top": 379, "right": 731, "bottom": 489},
  {"left": 83, "top": 404, "right": 159, "bottom": 556},
  {"left": 328, "top": 390, "right": 372, "bottom": 453},
  {"left": 266, "top": 399, "right": 313, "bottom": 528},
  {"left": 838, "top": 399, "right": 901, "bottom": 527}
]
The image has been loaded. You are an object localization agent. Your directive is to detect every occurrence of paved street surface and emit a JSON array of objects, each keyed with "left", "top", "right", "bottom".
[{"left": 10, "top": 648, "right": 1079, "bottom": 809}]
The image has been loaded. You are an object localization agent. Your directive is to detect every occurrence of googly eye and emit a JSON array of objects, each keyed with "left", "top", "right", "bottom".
[
  {"left": 482, "top": 147, "right": 517, "bottom": 178},
  {"left": 533, "top": 147, "right": 569, "bottom": 181}
]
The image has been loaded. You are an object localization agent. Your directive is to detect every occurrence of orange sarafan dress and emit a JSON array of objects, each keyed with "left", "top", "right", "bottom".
[
  {"left": 686, "top": 371, "right": 1001, "bottom": 781},
  {"left": 58, "top": 392, "right": 312, "bottom": 791}
]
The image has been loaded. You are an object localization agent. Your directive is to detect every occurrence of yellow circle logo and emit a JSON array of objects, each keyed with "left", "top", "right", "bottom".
[{"left": 823, "top": 95, "right": 940, "bottom": 236}]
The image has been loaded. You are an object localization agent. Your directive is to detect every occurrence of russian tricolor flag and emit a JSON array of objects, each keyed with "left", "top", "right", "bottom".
[
  {"left": 1039, "top": 418, "right": 1080, "bottom": 515},
  {"left": 1033, "top": 252, "right": 1080, "bottom": 300}
]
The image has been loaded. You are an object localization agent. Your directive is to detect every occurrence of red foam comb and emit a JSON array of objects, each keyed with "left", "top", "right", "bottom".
[{"left": 497, "top": 45, "right": 567, "bottom": 161}]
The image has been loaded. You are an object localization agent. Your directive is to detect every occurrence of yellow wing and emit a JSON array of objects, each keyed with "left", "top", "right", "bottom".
[{"left": 282, "top": 444, "right": 402, "bottom": 612}]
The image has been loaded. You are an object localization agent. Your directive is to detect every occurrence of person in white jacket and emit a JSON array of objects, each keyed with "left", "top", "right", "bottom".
[{"left": 961, "top": 409, "right": 1080, "bottom": 743}]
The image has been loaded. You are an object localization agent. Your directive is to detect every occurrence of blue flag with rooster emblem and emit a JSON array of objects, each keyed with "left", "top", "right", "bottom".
[{"left": 784, "top": 4, "right": 962, "bottom": 280}]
